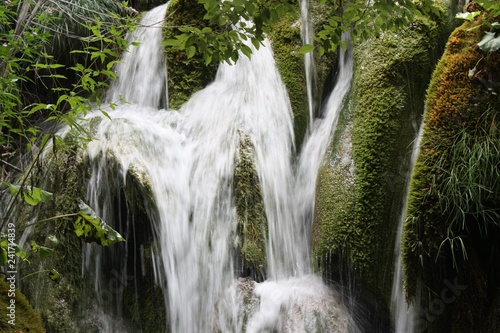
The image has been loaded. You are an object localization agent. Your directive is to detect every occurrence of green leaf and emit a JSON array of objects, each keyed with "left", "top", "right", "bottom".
[
  {"left": 251, "top": 38, "right": 261, "bottom": 50},
  {"left": 298, "top": 44, "right": 315, "bottom": 54},
  {"left": 49, "top": 269, "right": 60, "bottom": 283},
  {"left": 74, "top": 201, "right": 124, "bottom": 246},
  {"left": 37, "top": 246, "right": 54, "bottom": 259},
  {"left": 186, "top": 45, "right": 196, "bottom": 59},
  {"left": 32, "top": 63, "right": 65, "bottom": 69},
  {"left": 3, "top": 183, "right": 53, "bottom": 206},
  {"left": 23, "top": 187, "right": 52, "bottom": 206},
  {"left": 204, "top": 53, "right": 213, "bottom": 66},
  {"left": 240, "top": 44, "right": 252, "bottom": 59},
  {"left": 478, "top": 31, "right": 500, "bottom": 52},
  {"left": 100, "top": 109, "right": 111, "bottom": 120},
  {"left": 455, "top": 11, "right": 480, "bottom": 21},
  {"left": 30, "top": 241, "right": 39, "bottom": 252}
]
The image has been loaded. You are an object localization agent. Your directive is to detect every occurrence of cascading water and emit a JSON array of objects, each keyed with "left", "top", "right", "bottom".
[
  {"left": 300, "top": 0, "right": 317, "bottom": 130},
  {"left": 107, "top": 4, "right": 168, "bottom": 109},
  {"left": 295, "top": 34, "right": 353, "bottom": 247},
  {"left": 391, "top": 124, "right": 423, "bottom": 333},
  {"left": 70, "top": 3, "right": 358, "bottom": 332}
]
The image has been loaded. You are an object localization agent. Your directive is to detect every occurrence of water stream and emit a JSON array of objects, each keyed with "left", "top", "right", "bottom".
[
  {"left": 391, "top": 124, "right": 423, "bottom": 333},
  {"left": 73, "top": 3, "right": 355, "bottom": 332},
  {"left": 300, "top": 0, "right": 317, "bottom": 130}
]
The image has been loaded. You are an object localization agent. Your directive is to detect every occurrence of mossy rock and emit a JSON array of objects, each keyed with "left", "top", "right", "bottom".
[
  {"left": 17, "top": 147, "right": 92, "bottom": 333},
  {"left": 402, "top": 16, "right": 500, "bottom": 333},
  {"left": 312, "top": 10, "right": 445, "bottom": 308},
  {"left": 164, "top": 0, "right": 218, "bottom": 110},
  {"left": 268, "top": 11, "right": 309, "bottom": 149},
  {"left": 234, "top": 132, "right": 268, "bottom": 281},
  {"left": 17, "top": 131, "right": 165, "bottom": 332},
  {"left": 269, "top": 1, "right": 338, "bottom": 149},
  {"left": 0, "top": 278, "right": 46, "bottom": 333}
]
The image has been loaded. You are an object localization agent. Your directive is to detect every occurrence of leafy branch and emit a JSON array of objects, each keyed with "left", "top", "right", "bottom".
[
  {"left": 457, "top": 0, "right": 500, "bottom": 52},
  {"left": 164, "top": 0, "right": 438, "bottom": 63}
]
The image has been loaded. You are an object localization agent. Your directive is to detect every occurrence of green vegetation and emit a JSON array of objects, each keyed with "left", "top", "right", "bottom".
[
  {"left": 312, "top": 6, "right": 445, "bottom": 306},
  {"left": 268, "top": 11, "right": 309, "bottom": 148},
  {"left": 457, "top": 0, "right": 500, "bottom": 52},
  {"left": 164, "top": 0, "right": 436, "bottom": 64},
  {"left": 402, "top": 11, "right": 500, "bottom": 331},
  {"left": 0, "top": 0, "right": 130, "bottom": 270},
  {"left": 0, "top": 1, "right": 135, "bottom": 331},
  {"left": 163, "top": 0, "right": 218, "bottom": 109}
]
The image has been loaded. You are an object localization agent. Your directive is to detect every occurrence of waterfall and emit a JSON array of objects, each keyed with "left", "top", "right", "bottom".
[
  {"left": 244, "top": 35, "right": 355, "bottom": 332},
  {"left": 62, "top": 3, "right": 358, "bottom": 332},
  {"left": 106, "top": 4, "right": 169, "bottom": 109},
  {"left": 391, "top": 124, "right": 423, "bottom": 333},
  {"left": 300, "top": 0, "right": 317, "bottom": 129},
  {"left": 295, "top": 34, "right": 353, "bottom": 254}
]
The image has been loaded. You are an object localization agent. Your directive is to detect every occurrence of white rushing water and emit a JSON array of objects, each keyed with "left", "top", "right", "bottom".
[
  {"left": 391, "top": 124, "right": 423, "bottom": 333},
  {"left": 107, "top": 4, "right": 168, "bottom": 109},
  {"left": 78, "top": 3, "right": 356, "bottom": 332},
  {"left": 244, "top": 34, "right": 355, "bottom": 332},
  {"left": 294, "top": 34, "right": 353, "bottom": 251},
  {"left": 300, "top": 0, "right": 317, "bottom": 130}
]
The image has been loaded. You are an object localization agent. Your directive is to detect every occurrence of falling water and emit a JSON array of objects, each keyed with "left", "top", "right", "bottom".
[
  {"left": 391, "top": 124, "right": 423, "bottom": 333},
  {"left": 295, "top": 35, "right": 353, "bottom": 248},
  {"left": 107, "top": 4, "right": 169, "bottom": 109},
  {"left": 74, "top": 3, "right": 358, "bottom": 332},
  {"left": 245, "top": 35, "right": 355, "bottom": 331},
  {"left": 300, "top": 0, "right": 317, "bottom": 129}
]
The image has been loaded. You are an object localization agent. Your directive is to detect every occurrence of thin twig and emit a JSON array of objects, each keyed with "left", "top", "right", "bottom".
[{"left": 0, "top": 159, "right": 22, "bottom": 172}]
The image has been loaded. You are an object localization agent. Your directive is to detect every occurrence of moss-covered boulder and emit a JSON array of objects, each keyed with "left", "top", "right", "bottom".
[
  {"left": 312, "top": 7, "right": 446, "bottom": 315},
  {"left": 402, "top": 16, "right": 500, "bottom": 333}
]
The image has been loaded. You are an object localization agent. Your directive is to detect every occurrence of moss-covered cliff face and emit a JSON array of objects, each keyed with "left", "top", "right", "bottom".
[
  {"left": 312, "top": 9, "right": 446, "bottom": 312},
  {"left": 403, "top": 16, "right": 500, "bottom": 333}
]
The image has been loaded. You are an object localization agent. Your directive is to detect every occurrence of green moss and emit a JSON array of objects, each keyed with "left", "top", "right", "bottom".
[
  {"left": 310, "top": 0, "right": 339, "bottom": 99},
  {"left": 269, "top": 1, "right": 338, "bottom": 149},
  {"left": 123, "top": 244, "right": 167, "bottom": 332},
  {"left": 312, "top": 11, "right": 445, "bottom": 305},
  {"left": 164, "top": 0, "right": 218, "bottom": 110},
  {"left": 234, "top": 133, "right": 268, "bottom": 280},
  {"left": 402, "top": 17, "right": 500, "bottom": 332},
  {"left": 17, "top": 147, "right": 92, "bottom": 333},
  {"left": 0, "top": 278, "right": 46, "bottom": 332},
  {"left": 312, "top": 94, "right": 355, "bottom": 265},
  {"left": 268, "top": 12, "right": 309, "bottom": 148}
]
